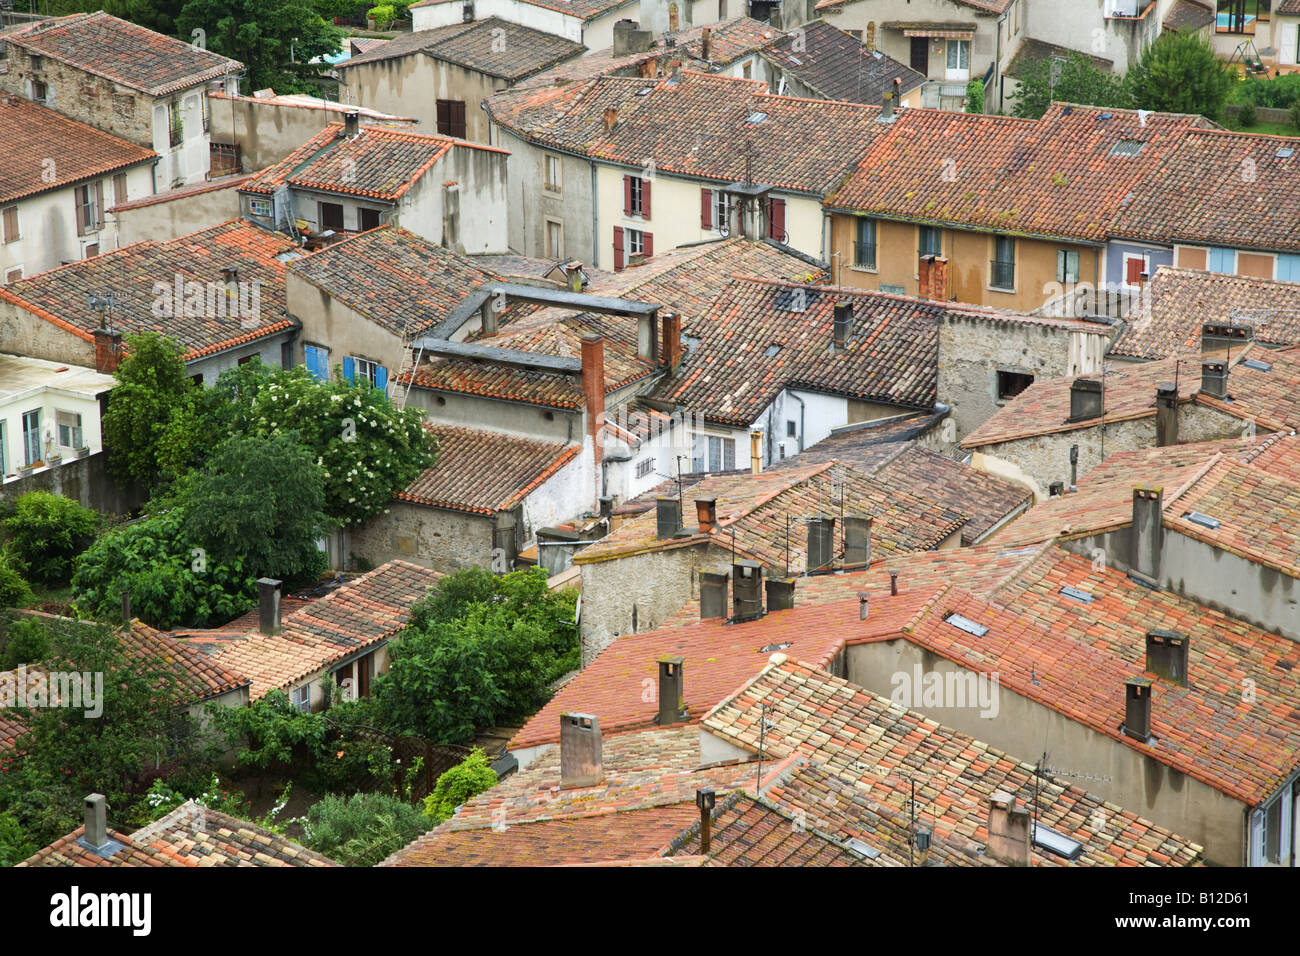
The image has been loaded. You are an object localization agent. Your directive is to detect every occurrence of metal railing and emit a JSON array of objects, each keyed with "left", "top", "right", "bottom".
[
  {"left": 853, "top": 240, "right": 876, "bottom": 269},
  {"left": 990, "top": 258, "right": 1015, "bottom": 290}
]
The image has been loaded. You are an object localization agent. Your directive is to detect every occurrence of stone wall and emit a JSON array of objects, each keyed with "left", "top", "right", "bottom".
[
  {"left": 347, "top": 499, "right": 496, "bottom": 574},
  {"left": 577, "top": 543, "right": 705, "bottom": 664},
  {"left": 0, "top": 451, "right": 143, "bottom": 515}
]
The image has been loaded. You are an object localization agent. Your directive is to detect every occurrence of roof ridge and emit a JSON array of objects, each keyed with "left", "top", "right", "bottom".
[{"left": 715, "top": 460, "right": 836, "bottom": 526}]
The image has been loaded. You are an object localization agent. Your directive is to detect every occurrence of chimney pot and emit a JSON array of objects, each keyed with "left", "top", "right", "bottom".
[
  {"left": 806, "top": 515, "right": 835, "bottom": 573},
  {"left": 843, "top": 515, "right": 871, "bottom": 568},
  {"left": 1123, "top": 676, "right": 1154, "bottom": 743},
  {"left": 581, "top": 335, "right": 606, "bottom": 508},
  {"left": 696, "top": 788, "right": 716, "bottom": 853},
  {"left": 657, "top": 656, "right": 685, "bottom": 726},
  {"left": 92, "top": 327, "right": 123, "bottom": 374},
  {"left": 859, "top": 592, "right": 869, "bottom": 621},
  {"left": 750, "top": 429, "right": 763, "bottom": 475},
  {"left": 257, "top": 577, "right": 282, "bottom": 635},
  {"left": 83, "top": 793, "right": 109, "bottom": 850},
  {"left": 560, "top": 712, "right": 603, "bottom": 788},
  {"left": 765, "top": 577, "right": 795, "bottom": 611},
  {"left": 732, "top": 559, "right": 764, "bottom": 622},
  {"left": 656, "top": 496, "right": 683, "bottom": 539},
  {"left": 661, "top": 310, "right": 682, "bottom": 371},
  {"left": 1200, "top": 360, "right": 1229, "bottom": 400},
  {"left": 598, "top": 495, "right": 613, "bottom": 519},
  {"left": 700, "top": 569, "right": 730, "bottom": 619},
  {"left": 889, "top": 570, "right": 899, "bottom": 596},
  {"left": 1145, "top": 629, "right": 1189, "bottom": 686},
  {"left": 695, "top": 496, "right": 717, "bottom": 534},
  {"left": 344, "top": 110, "right": 359, "bottom": 138}
]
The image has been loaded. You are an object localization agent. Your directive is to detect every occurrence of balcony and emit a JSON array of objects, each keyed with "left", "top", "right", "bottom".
[
  {"left": 853, "top": 240, "right": 877, "bottom": 270},
  {"left": 990, "top": 259, "right": 1015, "bottom": 290},
  {"left": 919, "top": 80, "right": 968, "bottom": 111}
]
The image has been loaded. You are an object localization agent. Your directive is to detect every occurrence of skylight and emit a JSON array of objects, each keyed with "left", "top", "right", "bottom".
[
  {"left": 1242, "top": 358, "right": 1273, "bottom": 372},
  {"left": 1059, "top": 585, "right": 1095, "bottom": 605},
  {"left": 944, "top": 613, "right": 989, "bottom": 637},
  {"left": 1032, "top": 823, "right": 1083, "bottom": 860},
  {"left": 763, "top": 344, "right": 782, "bottom": 357},
  {"left": 759, "top": 642, "right": 792, "bottom": 653},
  {"left": 787, "top": 55, "right": 802, "bottom": 66},
  {"left": 1110, "top": 139, "right": 1144, "bottom": 157},
  {"left": 1277, "top": 147, "right": 1294, "bottom": 159},
  {"left": 843, "top": 838, "right": 882, "bottom": 860},
  {"left": 1184, "top": 511, "right": 1220, "bottom": 530},
  {"left": 747, "top": 111, "right": 768, "bottom": 124}
]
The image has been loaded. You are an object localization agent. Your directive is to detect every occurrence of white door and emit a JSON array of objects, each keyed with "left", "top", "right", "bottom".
[
  {"left": 1285, "top": 24, "right": 1300, "bottom": 66},
  {"left": 946, "top": 39, "right": 970, "bottom": 81}
]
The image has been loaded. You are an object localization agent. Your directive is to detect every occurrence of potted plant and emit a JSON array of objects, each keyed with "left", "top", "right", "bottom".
[
  {"left": 73, "top": 445, "right": 91, "bottom": 459},
  {"left": 46, "top": 451, "right": 62, "bottom": 466},
  {"left": 17, "top": 460, "right": 38, "bottom": 476}
]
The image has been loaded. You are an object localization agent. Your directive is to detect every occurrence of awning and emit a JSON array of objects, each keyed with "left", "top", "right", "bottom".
[{"left": 902, "top": 27, "right": 975, "bottom": 39}]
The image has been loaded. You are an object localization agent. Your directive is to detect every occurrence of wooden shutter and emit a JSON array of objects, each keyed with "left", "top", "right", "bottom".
[
  {"left": 375, "top": 365, "right": 388, "bottom": 392},
  {"left": 2, "top": 206, "right": 17, "bottom": 243},
  {"left": 75, "top": 188, "right": 87, "bottom": 236},
  {"left": 701, "top": 189, "right": 712, "bottom": 229},
  {"left": 342, "top": 356, "right": 355, "bottom": 383},
  {"left": 643, "top": 232, "right": 653, "bottom": 258},
  {"left": 1125, "top": 257, "right": 1144, "bottom": 285},
  {"left": 452, "top": 101, "right": 466, "bottom": 139},
  {"left": 94, "top": 180, "right": 105, "bottom": 229},
  {"left": 642, "top": 178, "right": 651, "bottom": 218},
  {"left": 769, "top": 198, "right": 786, "bottom": 240},
  {"left": 613, "top": 226, "right": 624, "bottom": 271},
  {"left": 623, "top": 176, "right": 633, "bottom": 216},
  {"left": 113, "top": 174, "right": 127, "bottom": 206}
]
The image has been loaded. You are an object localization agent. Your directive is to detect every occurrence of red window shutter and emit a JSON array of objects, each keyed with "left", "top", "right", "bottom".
[
  {"left": 643, "top": 232, "right": 653, "bottom": 258},
  {"left": 1125, "top": 257, "right": 1144, "bottom": 284},
  {"left": 701, "top": 189, "right": 712, "bottom": 229},
  {"left": 623, "top": 176, "right": 632, "bottom": 216},
  {"left": 769, "top": 198, "right": 786, "bottom": 240},
  {"left": 613, "top": 226, "right": 624, "bottom": 271},
  {"left": 642, "top": 178, "right": 651, "bottom": 219}
]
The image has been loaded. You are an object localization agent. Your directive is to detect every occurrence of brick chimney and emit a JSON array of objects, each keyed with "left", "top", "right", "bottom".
[
  {"left": 701, "top": 26, "right": 713, "bottom": 62},
  {"left": 986, "top": 791, "right": 1031, "bottom": 865},
  {"left": 603, "top": 106, "right": 618, "bottom": 132},
  {"left": 695, "top": 496, "right": 716, "bottom": 534},
  {"left": 257, "top": 578, "right": 282, "bottom": 635},
  {"left": 1130, "top": 485, "right": 1163, "bottom": 584},
  {"left": 1155, "top": 382, "right": 1179, "bottom": 447},
  {"left": 918, "top": 254, "right": 948, "bottom": 301},
  {"left": 560, "top": 712, "right": 603, "bottom": 788},
  {"left": 657, "top": 656, "right": 685, "bottom": 726},
  {"left": 660, "top": 310, "right": 682, "bottom": 371},
  {"left": 750, "top": 429, "right": 763, "bottom": 475},
  {"left": 581, "top": 335, "right": 605, "bottom": 502},
  {"left": 92, "top": 327, "right": 123, "bottom": 373}
]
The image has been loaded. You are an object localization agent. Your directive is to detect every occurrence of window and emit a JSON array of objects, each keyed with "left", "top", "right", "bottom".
[
  {"left": 691, "top": 433, "right": 735, "bottom": 473},
  {"left": 343, "top": 356, "right": 388, "bottom": 391},
  {"left": 359, "top": 207, "right": 381, "bottom": 231},
  {"left": 1208, "top": 246, "right": 1236, "bottom": 274},
  {"left": 786, "top": 420, "right": 797, "bottom": 437},
  {"left": 22, "top": 409, "right": 41, "bottom": 465},
  {"left": 31, "top": 79, "right": 48, "bottom": 104},
  {"left": 625, "top": 175, "right": 648, "bottom": 218},
  {"left": 83, "top": 242, "right": 99, "bottom": 259},
  {"left": 56, "top": 411, "right": 83, "bottom": 449},
  {"left": 168, "top": 99, "right": 183, "bottom": 148},
  {"left": 1216, "top": 0, "right": 1267, "bottom": 36},
  {"left": 713, "top": 191, "right": 731, "bottom": 232},
  {"left": 1057, "top": 249, "right": 1080, "bottom": 284},
  {"left": 546, "top": 218, "right": 563, "bottom": 258},
  {"left": 1276, "top": 253, "right": 1300, "bottom": 282},
  {"left": 544, "top": 154, "right": 562, "bottom": 193},
  {"left": 4, "top": 267, "right": 22, "bottom": 284},
  {"left": 249, "top": 197, "right": 272, "bottom": 218},
  {"left": 112, "top": 173, "right": 127, "bottom": 207},
  {"left": 2, "top": 206, "right": 18, "bottom": 243},
  {"left": 991, "top": 235, "right": 1015, "bottom": 289},
  {"left": 1262, "top": 793, "right": 1283, "bottom": 864},
  {"left": 635, "top": 457, "right": 656, "bottom": 478},
  {"left": 291, "top": 684, "right": 310, "bottom": 713},
  {"left": 997, "top": 370, "right": 1034, "bottom": 400},
  {"left": 74, "top": 183, "right": 102, "bottom": 236},
  {"left": 436, "top": 99, "right": 467, "bottom": 138},
  {"left": 742, "top": 61, "right": 752, "bottom": 79},
  {"left": 854, "top": 218, "right": 877, "bottom": 269},
  {"left": 1124, "top": 252, "right": 1151, "bottom": 287},
  {"left": 945, "top": 39, "right": 970, "bottom": 79},
  {"left": 919, "top": 225, "right": 942, "bottom": 258},
  {"left": 304, "top": 344, "right": 330, "bottom": 382},
  {"left": 318, "top": 202, "right": 344, "bottom": 232}
]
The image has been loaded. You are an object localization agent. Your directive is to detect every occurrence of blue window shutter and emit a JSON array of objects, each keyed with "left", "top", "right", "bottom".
[
  {"left": 1208, "top": 247, "right": 1235, "bottom": 274},
  {"left": 305, "top": 345, "right": 328, "bottom": 382},
  {"left": 1277, "top": 253, "right": 1300, "bottom": 283},
  {"left": 375, "top": 365, "right": 388, "bottom": 392},
  {"left": 342, "top": 356, "right": 355, "bottom": 384}
]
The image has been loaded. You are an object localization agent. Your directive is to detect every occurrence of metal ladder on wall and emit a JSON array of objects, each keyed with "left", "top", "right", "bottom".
[{"left": 389, "top": 312, "right": 428, "bottom": 410}]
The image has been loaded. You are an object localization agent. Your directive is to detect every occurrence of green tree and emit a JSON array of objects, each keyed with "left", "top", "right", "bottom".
[
  {"left": 296, "top": 792, "right": 431, "bottom": 866},
  {"left": 100, "top": 333, "right": 197, "bottom": 486},
  {"left": 1125, "top": 30, "right": 1235, "bottom": 121},
  {"left": 0, "top": 554, "right": 32, "bottom": 611},
  {"left": 0, "top": 615, "right": 54, "bottom": 670},
  {"left": 2, "top": 491, "right": 100, "bottom": 585},
  {"left": 422, "top": 748, "right": 497, "bottom": 823},
  {"left": 965, "top": 77, "right": 985, "bottom": 115},
  {"left": 176, "top": 0, "right": 344, "bottom": 95},
  {"left": 1008, "top": 51, "right": 1129, "bottom": 119},
  {"left": 247, "top": 367, "right": 437, "bottom": 528}
]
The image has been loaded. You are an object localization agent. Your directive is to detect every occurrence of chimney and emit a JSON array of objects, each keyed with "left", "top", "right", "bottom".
[
  {"left": 765, "top": 577, "right": 795, "bottom": 611},
  {"left": 1145, "top": 629, "right": 1189, "bottom": 686},
  {"left": 880, "top": 84, "right": 895, "bottom": 121},
  {"left": 700, "top": 569, "right": 729, "bottom": 619},
  {"left": 1201, "top": 322, "right": 1253, "bottom": 354},
  {"left": 612, "top": 18, "right": 653, "bottom": 56},
  {"left": 560, "top": 713, "right": 603, "bottom": 788},
  {"left": 842, "top": 515, "right": 870, "bottom": 569},
  {"left": 656, "top": 496, "right": 683, "bottom": 538},
  {"left": 986, "top": 791, "right": 1031, "bottom": 866},
  {"left": 832, "top": 301, "right": 852, "bottom": 351},
  {"left": 750, "top": 429, "right": 763, "bottom": 475},
  {"left": 344, "top": 110, "right": 360, "bottom": 138},
  {"left": 1155, "top": 382, "right": 1179, "bottom": 447},
  {"left": 732, "top": 559, "right": 764, "bottom": 622},
  {"left": 603, "top": 106, "right": 618, "bottom": 132},
  {"left": 889, "top": 570, "right": 899, "bottom": 596},
  {"left": 636, "top": 310, "right": 658, "bottom": 364},
  {"left": 1068, "top": 377, "right": 1104, "bottom": 422},
  {"left": 121, "top": 590, "right": 132, "bottom": 626},
  {"left": 598, "top": 495, "right": 613, "bottom": 520},
  {"left": 696, "top": 789, "right": 716, "bottom": 853},
  {"left": 1200, "top": 360, "right": 1228, "bottom": 400},
  {"left": 564, "top": 261, "right": 584, "bottom": 293},
  {"left": 660, "top": 310, "right": 682, "bottom": 371},
  {"left": 581, "top": 335, "right": 606, "bottom": 492},
  {"left": 918, "top": 254, "right": 948, "bottom": 301},
  {"left": 806, "top": 516, "right": 835, "bottom": 573},
  {"left": 92, "top": 327, "right": 123, "bottom": 374},
  {"left": 1123, "top": 676, "right": 1154, "bottom": 743},
  {"left": 657, "top": 656, "right": 685, "bottom": 726},
  {"left": 1049, "top": 481, "right": 1064, "bottom": 498},
  {"left": 479, "top": 292, "right": 499, "bottom": 337},
  {"left": 1130, "top": 485, "right": 1163, "bottom": 584},
  {"left": 221, "top": 265, "right": 240, "bottom": 285},
  {"left": 1069, "top": 443, "right": 1079, "bottom": 491},
  {"left": 83, "top": 794, "right": 110, "bottom": 850},
  {"left": 859, "top": 592, "right": 870, "bottom": 621},
  {"left": 257, "top": 577, "right": 282, "bottom": 635},
  {"left": 695, "top": 496, "right": 717, "bottom": 534},
  {"left": 701, "top": 27, "right": 713, "bottom": 61}
]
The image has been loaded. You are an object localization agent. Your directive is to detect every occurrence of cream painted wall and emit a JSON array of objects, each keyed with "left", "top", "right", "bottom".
[{"left": 0, "top": 384, "right": 106, "bottom": 473}]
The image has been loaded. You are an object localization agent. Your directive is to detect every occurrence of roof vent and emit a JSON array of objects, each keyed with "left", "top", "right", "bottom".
[
  {"left": 1183, "top": 511, "right": 1220, "bottom": 530},
  {"left": 1097, "top": 112, "right": 1113, "bottom": 120},
  {"left": 1242, "top": 358, "right": 1273, "bottom": 372},
  {"left": 944, "top": 612, "right": 989, "bottom": 637},
  {"left": 1059, "top": 585, "right": 1094, "bottom": 604},
  {"left": 759, "top": 642, "right": 792, "bottom": 653}
]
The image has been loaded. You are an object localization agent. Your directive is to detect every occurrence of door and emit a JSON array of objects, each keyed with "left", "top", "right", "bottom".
[
  {"left": 910, "top": 36, "right": 929, "bottom": 74},
  {"left": 319, "top": 202, "right": 344, "bottom": 231},
  {"left": 945, "top": 39, "right": 970, "bottom": 81},
  {"left": 359, "top": 207, "right": 381, "bottom": 231}
]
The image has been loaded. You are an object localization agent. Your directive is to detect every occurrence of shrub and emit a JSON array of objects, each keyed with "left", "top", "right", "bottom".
[
  {"left": 422, "top": 748, "right": 497, "bottom": 823},
  {"left": 1235, "top": 73, "right": 1300, "bottom": 110},
  {"left": 0, "top": 554, "right": 32, "bottom": 610},
  {"left": 964, "top": 78, "right": 985, "bottom": 115},
  {"left": 297, "top": 792, "right": 430, "bottom": 866},
  {"left": 1293, "top": 101, "right": 1300, "bottom": 132},
  {"left": 1238, "top": 100, "right": 1258, "bottom": 127},
  {"left": 0, "top": 614, "right": 53, "bottom": 669},
  {"left": 366, "top": 4, "right": 395, "bottom": 26},
  {"left": 2, "top": 491, "right": 99, "bottom": 586}
]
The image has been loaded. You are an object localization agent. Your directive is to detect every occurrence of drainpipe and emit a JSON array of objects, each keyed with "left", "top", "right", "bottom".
[{"left": 591, "top": 162, "right": 600, "bottom": 269}]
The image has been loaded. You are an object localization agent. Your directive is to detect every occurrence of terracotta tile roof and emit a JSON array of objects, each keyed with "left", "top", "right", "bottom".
[
  {"left": 1163, "top": 0, "right": 1216, "bottom": 30},
  {"left": 1111, "top": 129, "right": 1300, "bottom": 253},
  {"left": 491, "top": 70, "right": 887, "bottom": 194},
  {"left": 1279, "top": 0, "right": 1300, "bottom": 14},
  {"left": 576, "top": 459, "right": 968, "bottom": 567},
  {"left": 240, "top": 123, "right": 492, "bottom": 201},
  {"left": 1196, "top": 343, "right": 1300, "bottom": 432},
  {"left": 286, "top": 226, "right": 501, "bottom": 338},
  {"left": 761, "top": 19, "right": 925, "bottom": 104},
  {"left": 338, "top": 17, "right": 583, "bottom": 78},
  {"left": 0, "top": 711, "right": 27, "bottom": 750},
  {"left": 398, "top": 425, "right": 580, "bottom": 514},
  {"left": 108, "top": 173, "right": 255, "bottom": 213},
  {"left": 704, "top": 656, "right": 1204, "bottom": 865},
  {"left": 828, "top": 103, "right": 1211, "bottom": 242},
  {"left": 0, "top": 94, "right": 157, "bottom": 205},
  {"left": 0, "top": 220, "right": 296, "bottom": 361},
  {"left": 658, "top": 279, "right": 941, "bottom": 425},
  {"left": 405, "top": 358, "right": 586, "bottom": 409},
  {"left": 1002, "top": 37, "right": 1114, "bottom": 78},
  {"left": 816, "top": 0, "right": 1011, "bottom": 13},
  {"left": 187, "top": 560, "right": 443, "bottom": 700},
  {"left": 20, "top": 802, "right": 336, "bottom": 866},
  {"left": 772, "top": 413, "right": 944, "bottom": 471},
  {"left": 411, "top": 0, "right": 634, "bottom": 18},
  {"left": 678, "top": 17, "right": 785, "bottom": 66},
  {"left": 2, "top": 12, "right": 241, "bottom": 96},
  {"left": 1111, "top": 266, "right": 1300, "bottom": 360}
]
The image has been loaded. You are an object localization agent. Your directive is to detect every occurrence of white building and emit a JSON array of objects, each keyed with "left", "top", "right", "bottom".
[{"left": 0, "top": 352, "right": 114, "bottom": 478}]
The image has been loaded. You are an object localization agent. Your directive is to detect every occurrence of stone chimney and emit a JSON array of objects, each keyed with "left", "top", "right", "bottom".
[
  {"left": 701, "top": 27, "right": 713, "bottom": 61},
  {"left": 695, "top": 496, "right": 716, "bottom": 534},
  {"left": 581, "top": 335, "right": 605, "bottom": 494},
  {"left": 700, "top": 569, "right": 729, "bottom": 619},
  {"left": 344, "top": 110, "right": 360, "bottom": 138},
  {"left": 660, "top": 310, "right": 682, "bottom": 371},
  {"left": 841, "top": 515, "right": 871, "bottom": 568},
  {"left": 1145, "top": 629, "right": 1189, "bottom": 686},
  {"left": 765, "top": 577, "right": 795, "bottom": 611},
  {"left": 657, "top": 656, "right": 685, "bottom": 726},
  {"left": 92, "top": 327, "right": 123, "bottom": 374},
  {"left": 832, "top": 301, "right": 852, "bottom": 351},
  {"left": 1130, "top": 485, "right": 1163, "bottom": 584},
  {"left": 880, "top": 84, "right": 896, "bottom": 121},
  {"left": 560, "top": 713, "right": 603, "bottom": 788},
  {"left": 1200, "top": 360, "right": 1228, "bottom": 400},
  {"left": 1155, "top": 382, "right": 1179, "bottom": 447},
  {"left": 564, "top": 261, "right": 584, "bottom": 293},
  {"left": 732, "top": 559, "right": 764, "bottom": 622},
  {"left": 1123, "top": 676, "right": 1154, "bottom": 743},
  {"left": 612, "top": 18, "right": 653, "bottom": 56},
  {"left": 82, "top": 793, "right": 109, "bottom": 850},
  {"left": 257, "top": 577, "right": 282, "bottom": 635},
  {"left": 603, "top": 106, "right": 619, "bottom": 132},
  {"left": 1201, "top": 322, "right": 1253, "bottom": 354},
  {"left": 986, "top": 791, "right": 1031, "bottom": 865},
  {"left": 806, "top": 516, "right": 835, "bottom": 573},
  {"left": 1068, "top": 377, "right": 1103, "bottom": 422}
]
